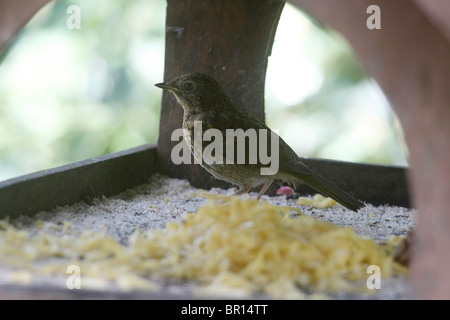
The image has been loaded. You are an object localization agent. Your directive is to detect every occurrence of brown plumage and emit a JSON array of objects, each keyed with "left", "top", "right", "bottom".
[{"left": 156, "top": 73, "right": 364, "bottom": 211}]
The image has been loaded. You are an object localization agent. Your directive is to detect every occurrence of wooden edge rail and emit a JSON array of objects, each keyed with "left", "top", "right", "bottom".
[
  {"left": 0, "top": 144, "right": 157, "bottom": 219},
  {"left": 0, "top": 143, "right": 410, "bottom": 219}
]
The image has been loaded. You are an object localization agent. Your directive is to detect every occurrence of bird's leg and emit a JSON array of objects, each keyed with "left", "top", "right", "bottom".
[
  {"left": 256, "top": 181, "right": 273, "bottom": 200},
  {"left": 234, "top": 185, "right": 252, "bottom": 196}
]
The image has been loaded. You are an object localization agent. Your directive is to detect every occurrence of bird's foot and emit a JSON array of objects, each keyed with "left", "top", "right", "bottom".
[
  {"left": 233, "top": 185, "right": 252, "bottom": 196},
  {"left": 256, "top": 181, "right": 273, "bottom": 200}
]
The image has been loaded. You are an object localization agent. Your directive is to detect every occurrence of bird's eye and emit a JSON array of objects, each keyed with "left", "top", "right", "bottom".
[{"left": 183, "top": 81, "right": 196, "bottom": 92}]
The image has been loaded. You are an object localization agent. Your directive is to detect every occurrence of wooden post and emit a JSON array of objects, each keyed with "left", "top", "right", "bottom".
[
  {"left": 0, "top": 0, "right": 52, "bottom": 55},
  {"left": 290, "top": 0, "right": 450, "bottom": 299},
  {"left": 156, "top": 0, "right": 285, "bottom": 189}
]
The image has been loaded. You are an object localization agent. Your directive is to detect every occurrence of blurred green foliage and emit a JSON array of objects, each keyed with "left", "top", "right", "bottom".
[
  {"left": 0, "top": 1, "right": 408, "bottom": 182},
  {"left": 0, "top": 0, "right": 165, "bottom": 181},
  {"left": 265, "top": 4, "right": 408, "bottom": 166}
]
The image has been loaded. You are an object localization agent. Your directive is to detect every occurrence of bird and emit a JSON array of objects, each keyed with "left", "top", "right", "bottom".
[{"left": 155, "top": 73, "right": 364, "bottom": 212}]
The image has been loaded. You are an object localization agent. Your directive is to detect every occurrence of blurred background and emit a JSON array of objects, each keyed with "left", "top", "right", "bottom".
[{"left": 0, "top": 0, "right": 409, "bottom": 182}]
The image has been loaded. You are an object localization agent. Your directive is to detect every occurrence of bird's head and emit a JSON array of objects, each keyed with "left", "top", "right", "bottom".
[{"left": 155, "top": 73, "right": 228, "bottom": 112}]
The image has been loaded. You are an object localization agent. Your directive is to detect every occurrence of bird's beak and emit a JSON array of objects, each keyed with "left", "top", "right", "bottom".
[{"left": 155, "top": 82, "right": 181, "bottom": 93}]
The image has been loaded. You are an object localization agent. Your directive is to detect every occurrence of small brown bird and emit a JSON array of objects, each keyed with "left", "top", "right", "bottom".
[{"left": 156, "top": 73, "right": 364, "bottom": 211}]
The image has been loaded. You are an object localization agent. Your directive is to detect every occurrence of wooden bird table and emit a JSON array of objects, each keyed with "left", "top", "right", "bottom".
[{"left": 2, "top": 0, "right": 447, "bottom": 299}]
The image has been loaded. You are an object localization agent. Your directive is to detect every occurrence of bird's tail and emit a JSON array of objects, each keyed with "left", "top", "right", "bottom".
[{"left": 292, "top": 171, "right": 364, "bottom": 212}]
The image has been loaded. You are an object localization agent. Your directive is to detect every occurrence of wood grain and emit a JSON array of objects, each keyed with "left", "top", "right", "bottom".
[{"left": 157, "top": 0, "right": 285, "bottom": 189}]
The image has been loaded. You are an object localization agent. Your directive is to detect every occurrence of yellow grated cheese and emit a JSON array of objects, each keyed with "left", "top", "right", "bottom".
[
  {"left": 0, "top": 194, "right": 405, "bottom": 298},
  {"left": 9, "top": 271, "right": 33, "bottom": 284},
  {"left": 298, "top": 194, "right": 339, "bottom": 208}
]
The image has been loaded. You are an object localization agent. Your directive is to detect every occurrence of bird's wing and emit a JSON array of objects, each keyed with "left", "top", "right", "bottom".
[
  {"left": 276, "top": 137, "right": 315, "bottom": 175},
  {"left": 202, "top": 108, "right": 314, "bottom": 175}
]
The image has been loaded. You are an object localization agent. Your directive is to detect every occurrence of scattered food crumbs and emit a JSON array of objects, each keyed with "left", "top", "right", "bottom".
[
  {"left": 298, "top": 194, "right": 338, "bottom": 209},
  {"left": 0, "top": 173, "right": 416, "bottom": 299},
  {"left": 10, "top": 271, "right": 33, "bottom": 284}
]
